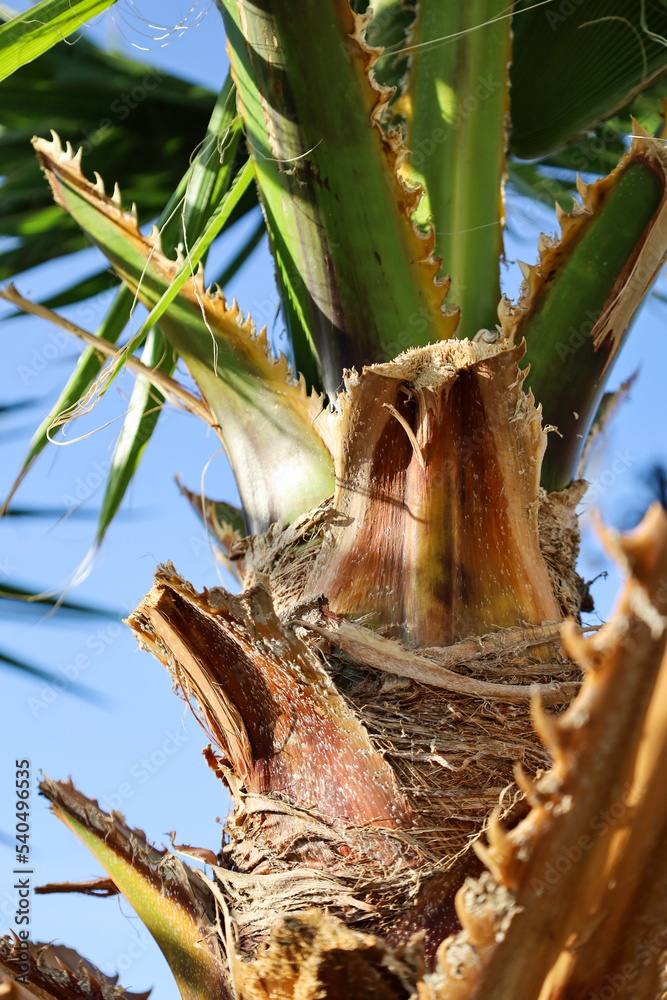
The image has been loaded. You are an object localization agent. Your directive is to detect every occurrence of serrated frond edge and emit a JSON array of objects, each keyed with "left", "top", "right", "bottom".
[
  {"left": 344, "top": 3, "right": 460, "bottom": 334},
  {"left": 498, "top": 122, "right": 667, "bottom": 360},
  {"left": 31, "top": 133, "right": 329, "bottom": 441}
]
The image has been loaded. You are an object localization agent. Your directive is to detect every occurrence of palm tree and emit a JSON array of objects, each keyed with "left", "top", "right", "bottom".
[{"left": 2, "top": 1, "right": 667, "bottom": 997}]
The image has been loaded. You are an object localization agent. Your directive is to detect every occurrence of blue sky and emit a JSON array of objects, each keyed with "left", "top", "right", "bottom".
[{"left": 1, "top": 3, "right": 667, "bottom": 997}]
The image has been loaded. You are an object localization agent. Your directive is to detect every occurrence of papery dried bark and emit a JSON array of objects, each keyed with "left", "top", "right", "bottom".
[
  {"left": 308, "top": 340, "right": 560, "bottom": 647},
  {"left": 128, "top": 568, "right": 414, "bottom": 840},
  {"left": 0, "top": 937, "right": 150, "bottom": 1000}
]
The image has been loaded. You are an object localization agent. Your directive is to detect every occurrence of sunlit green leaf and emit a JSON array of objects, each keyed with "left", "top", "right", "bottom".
[
  {"left": 0, "top": 0, "right": 117, "bottom": 81},
  {"left": 501, "top": 135, "right": 667, "bottom": 491},
  {"left": 404, "top": 1, "right": 510, "bottom": 340}
]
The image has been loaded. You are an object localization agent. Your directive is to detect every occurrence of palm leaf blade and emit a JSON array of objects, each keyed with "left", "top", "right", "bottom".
[{"left": 0, "top": 0, "right": 117, "bottom": 81}]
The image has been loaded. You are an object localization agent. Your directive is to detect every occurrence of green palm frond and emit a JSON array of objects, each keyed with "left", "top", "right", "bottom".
[
  {"left": 0, "top": 0, "right": 118, "bottom": 80},
  {"left": 4, "top": 2, "right": 667, "bottom": 999},
  {"left": 511, "top": 0, "right": 667, "bottom": 158},
  {"left": 0, "top": 14, "right": 258, "bottom": 297}
]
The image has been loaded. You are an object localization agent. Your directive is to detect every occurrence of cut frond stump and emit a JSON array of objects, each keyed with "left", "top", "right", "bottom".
[
  {"left": 116, "top": 337, "right": 591, "bottom": 969},
  {"left": 125, "top": 568, "right": 579, "bottom": 964},
  {"left": 307, "top": 340, "right": 560, "bottom": 647}
]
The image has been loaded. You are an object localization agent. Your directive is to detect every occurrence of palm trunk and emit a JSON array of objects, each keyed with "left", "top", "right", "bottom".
[
  {"left": 3, "top": 2, "right": 667, "bottom": 997},
  {"left": 118, "top": 445, "right": 667, "bottom": 1000},
  {"left": 5, "top": 488, "right": 667, "bottom": 998},
  {"left": 5, "top": 150, "right": 667, "bottom": 994},
  {"left": 113, "top": 343, "right": 587, "bottom": 987}
]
